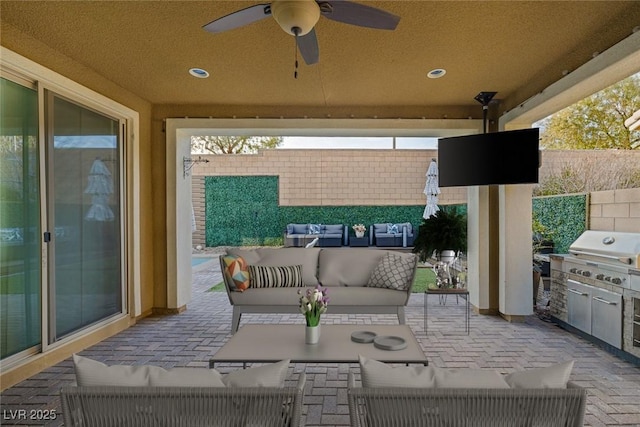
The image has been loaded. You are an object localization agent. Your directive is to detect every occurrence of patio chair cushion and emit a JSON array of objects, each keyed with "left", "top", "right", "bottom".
[
  {"left": 367, "top": 252, "right": 417, "bottom": 290},
  {"left": 73, "top": 354, "right": 150, "bottom": 387},
  {"left": 148, "top": 366, "right": 225, "bottom": 387},
  {"left": 248, "top": 265, "right": 303, "bottom": 288},
  {"left": 359, "top": 355, "right": 435, "bottom": 388},
  {"left": 287, "top": 223, "right": 309, "bottom": 234},
  {"left": 74, "top": 354, "right": 291, "bottom": 388},
  {"left": 504, "top": 360, "right": 574, "bottom": 389},
  {"left": 433, "top": 367, "right": 509, "bottom": 389},
  {"left": 221, "top": 254, "right": 250, "bottom": 292}
]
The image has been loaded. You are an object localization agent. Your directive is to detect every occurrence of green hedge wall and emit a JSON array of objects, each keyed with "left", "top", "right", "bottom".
[
  {"left": 532, "top": 194, "right": 587, "bottom": 253},
  {"left": 205, "top": 176, "right": 437, "bottom": 246},
  {"left": 206, "top": 176, "right": 586, "bottom": 251}
]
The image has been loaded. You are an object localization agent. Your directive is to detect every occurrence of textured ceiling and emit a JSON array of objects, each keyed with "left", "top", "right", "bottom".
[{"left": 2, "top": 1, "right": 640, "bottom": 117}]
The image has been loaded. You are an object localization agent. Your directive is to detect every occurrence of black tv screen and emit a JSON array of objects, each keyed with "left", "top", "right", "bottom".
[{"left": 438, "top": 128, "right": 540, "bottom": 187}]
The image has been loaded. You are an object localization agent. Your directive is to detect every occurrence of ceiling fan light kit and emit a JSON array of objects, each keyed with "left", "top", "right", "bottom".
[
  {"left": 203, "top": 0, "right": 400, "bottom": 67},
  {"left": 271, "top": 0, "right": 320, "bottom": 36}
]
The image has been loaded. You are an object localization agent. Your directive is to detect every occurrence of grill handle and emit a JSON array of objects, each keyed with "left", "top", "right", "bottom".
[
  {"left": 593, "top": 296, "right": 617, "bottom": 306},
  {"left": 569, "top": 250, "right": 632, "bottom": 265},
  {"left": 567, "top": 289, "right": 588, "bottom": 296}
]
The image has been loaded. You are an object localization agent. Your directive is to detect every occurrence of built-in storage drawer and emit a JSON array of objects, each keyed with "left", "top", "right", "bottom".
[
  {"left": 567, "top": 279, "right": 592, "bottom": 334},
  {"left": 591, "top": 287, "right": 623, "bottom": 349}
]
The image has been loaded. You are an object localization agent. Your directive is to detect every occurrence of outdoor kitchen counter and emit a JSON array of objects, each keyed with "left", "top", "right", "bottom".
[{"left": 550, "top": 253, "right": 640, "bottom": 364}]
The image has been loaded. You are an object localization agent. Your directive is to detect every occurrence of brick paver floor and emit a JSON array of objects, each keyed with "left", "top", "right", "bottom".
[{"left": 1, "top": 257, "right": 639, "bottom": 426}]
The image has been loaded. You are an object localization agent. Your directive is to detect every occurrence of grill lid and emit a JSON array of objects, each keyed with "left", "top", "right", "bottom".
[{"left": 569, "top": 230, "right": 640, "bottom": 268}]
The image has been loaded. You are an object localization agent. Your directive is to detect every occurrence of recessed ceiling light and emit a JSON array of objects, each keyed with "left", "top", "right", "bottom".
[
  {"left": 189, "top": 68, "right": 210, "bottom": 78},
  {"left": 427, "top": 68, "right": 446, "bottom": 79}
]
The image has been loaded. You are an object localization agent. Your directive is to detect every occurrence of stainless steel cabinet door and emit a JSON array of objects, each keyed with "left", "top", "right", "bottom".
[
  {"left": 591, "top": 287, "right": 623, "bottom": 349},
  {"left": 567, "top": 279, "right": 592, "bottom": 334}
]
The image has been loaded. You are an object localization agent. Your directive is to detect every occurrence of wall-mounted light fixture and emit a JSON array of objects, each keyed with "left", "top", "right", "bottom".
[{"left": 183, "top": 156, "right": 210, "bottom": 178}]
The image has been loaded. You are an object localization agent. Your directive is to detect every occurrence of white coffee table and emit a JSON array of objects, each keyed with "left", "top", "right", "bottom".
[{"left": 209, "top": 324, "right": 427, "bottom": 368}]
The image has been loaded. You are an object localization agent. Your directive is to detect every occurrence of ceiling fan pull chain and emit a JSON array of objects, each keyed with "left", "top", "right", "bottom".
[{"left": 293, "top": 27, "right": 300, "bottom": 79}]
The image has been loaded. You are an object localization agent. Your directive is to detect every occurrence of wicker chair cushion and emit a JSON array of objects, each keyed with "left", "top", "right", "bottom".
[
  {"left": 505, "top": 360, "right": 574, "bottom": 388},
  {"left": 74, "top": 354, "right": 291, "bottom": 388},
  {"left": 433, "top": 367, "right": 509, "bottom": 388},
  {"left": 359, "top": 356, "right": 434, "bottom": 388}
]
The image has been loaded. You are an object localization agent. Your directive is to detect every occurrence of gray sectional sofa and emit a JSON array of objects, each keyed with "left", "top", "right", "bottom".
[
  {"left": 221, "top": 247, "right": 418, "bottom": 333},
  {"left": 284, "top": 223, "right": 347, "bottom": 247}
]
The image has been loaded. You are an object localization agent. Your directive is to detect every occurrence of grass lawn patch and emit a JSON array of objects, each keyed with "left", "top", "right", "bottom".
[{"left": 208, "top": 266, "right": 437, "bottom": 293}]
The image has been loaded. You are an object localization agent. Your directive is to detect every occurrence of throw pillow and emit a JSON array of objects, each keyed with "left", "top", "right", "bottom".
[
  {"left": 359, "top": 355, "right": 434, "bottom": 388},
  {"left": 504, "top": 360, "right": 575, "bottom": 389},
  {"left": 248, "top": 265, "right": 304, "bottom": 288},
  {"left": 367, "top": 252, "right": 417, "bottom": 290},
  {"left": 73, "top": 354, "right": 151, "bottom": 386},
  {"left": 433, "top": 366, "right": 509, "bottom": 388},
  {"left": 221, "top": 254, "right": 250, "bottom": 292},
  {"left": 309, "top": 223, "right": 321, "bottom": 234},
  {"left": 387, "top": 223, "right": 399, "bottom": 234},
  {"left": 223, "top": 359, "right": 290, "bottom": 387},
  {"left": 148, "top": 366, "right": 225, "bottom": 387}
]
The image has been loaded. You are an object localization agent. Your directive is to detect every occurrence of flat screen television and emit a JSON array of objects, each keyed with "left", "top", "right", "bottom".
[{"left": 437, "top": 128, "right": 540, "bottom": 187}]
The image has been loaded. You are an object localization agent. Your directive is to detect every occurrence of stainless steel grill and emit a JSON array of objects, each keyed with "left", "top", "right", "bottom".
[
  {"left": 568, "top": 230, "right": 640, "bottom": 269},
  {"left": 561, "top": 230, "right": 640, "bottom": 352}
]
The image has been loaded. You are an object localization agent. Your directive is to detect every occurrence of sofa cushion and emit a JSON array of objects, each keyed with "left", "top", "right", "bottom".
[
  {"left": 228, "top": 286, "right": 408, "bottom": 306},
  {"left": 73, "top": 354, "right": 151, "bottom": 387},
  {"left": 433, "top": 367, "right": 510, "bottom": 389},
  {"left": 505, "top": 360, "right": 574, "bottom": 389},
  {"left": 367, "top": 252, "right": 417, "bottom": 290},
  {"left": 221, "top": 254, "right": 251, "bottom": 292},
  {"left": 227, "top": 247, "right": 320, "bottom": 286},
  {"left": 248, "top": 265, "right": 303, "bottom": 288},
  {"left": 288, "top": 223, "right": 308, "bottom": 234},
  {"left": 148, "top": 366, "right": 226, "bottom": 387},
  {"left": 222, "top": 359, "right": 290, "bottom": 387},
  {"left": 360, "top": 355, "right": 435, "bottom": 388},
  {"left": 323, "top": 224, "right": 343, "bottom": 234},
  {"left": 318, "top": 248, "right": 386, "bottom": 287},
  {"left": 74, "top": 355, "right": 290, "bottom": 388}
]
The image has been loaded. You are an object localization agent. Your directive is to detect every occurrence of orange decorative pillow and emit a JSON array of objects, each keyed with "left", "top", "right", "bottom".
[{"left": 222, "top": 255, "right": 250, "bottom": 292}]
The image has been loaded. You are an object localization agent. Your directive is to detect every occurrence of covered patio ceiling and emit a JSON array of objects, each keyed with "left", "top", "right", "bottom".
[{"left": 2, "top": 1, "right": 640, "bottom": 119}]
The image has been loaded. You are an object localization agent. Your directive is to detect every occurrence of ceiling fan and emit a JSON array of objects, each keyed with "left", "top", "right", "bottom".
[{"left": 202, "top": 0, "right": 400, "bottom": 66}]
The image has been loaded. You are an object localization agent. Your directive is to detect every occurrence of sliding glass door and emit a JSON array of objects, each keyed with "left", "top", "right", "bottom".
[
  {"left": 49, "top": 94, "right": 122, "bottom": 340},
  {"left": 0, "top": 78, "right": 41, "bottom": 359},
  {"left": 0, "top": 74, "right": 125, "bottom": 363}
]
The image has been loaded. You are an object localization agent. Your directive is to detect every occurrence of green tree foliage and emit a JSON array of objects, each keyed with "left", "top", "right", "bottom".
[
  {"left": 539, "top": 73, "right": 640, "bottom": 150},
  {"left": 191, "top": 136, "right": 282, "bottom": 154}
]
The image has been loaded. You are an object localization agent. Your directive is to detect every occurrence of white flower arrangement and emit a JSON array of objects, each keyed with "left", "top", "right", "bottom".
[
  {"left": 352, "top": 224, "right": 367, "bottom": 233},
  {"left": 298, "top": 285, "right": 329, "bottom": 327}
]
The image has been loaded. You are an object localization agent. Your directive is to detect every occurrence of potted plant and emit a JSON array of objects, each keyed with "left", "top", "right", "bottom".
[{"left": 412, "top": 206, "right": 467, "bottom": 263}]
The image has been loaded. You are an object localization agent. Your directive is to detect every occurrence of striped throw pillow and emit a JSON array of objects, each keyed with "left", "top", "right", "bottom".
[{"left": 248, "top": 265, "right": 304, "bottom": 288}]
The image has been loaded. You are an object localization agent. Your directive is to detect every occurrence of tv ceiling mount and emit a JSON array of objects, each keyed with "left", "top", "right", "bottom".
[{"left": 474, "top": 91, "right": 497, "bottom": 134}]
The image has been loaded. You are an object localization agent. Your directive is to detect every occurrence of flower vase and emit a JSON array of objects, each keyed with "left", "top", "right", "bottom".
[
  {"left": 355, "top": 231, "right": 365, "bottom": 238},
  {"left": 305, "top": 324, "right": 320, "bottom": 345}
]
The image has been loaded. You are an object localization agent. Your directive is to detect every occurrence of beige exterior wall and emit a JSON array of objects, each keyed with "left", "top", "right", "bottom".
[
  {"left": 589, "top": 187, "right": 640, "bottom": 232},
  {"left": 192, "top": 149, "right": 467, "bottom": 206}
]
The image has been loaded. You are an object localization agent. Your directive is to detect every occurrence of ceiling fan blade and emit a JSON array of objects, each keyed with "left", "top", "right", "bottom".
[
  {"left": 320, "top": 1, "right": 400, "bottom": 30},
  {"left": 297, "top": 28, "right": 320, "bottom": 65},
  {"left": 203, "top": 4, "right": 272, "bottom": 34}
]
